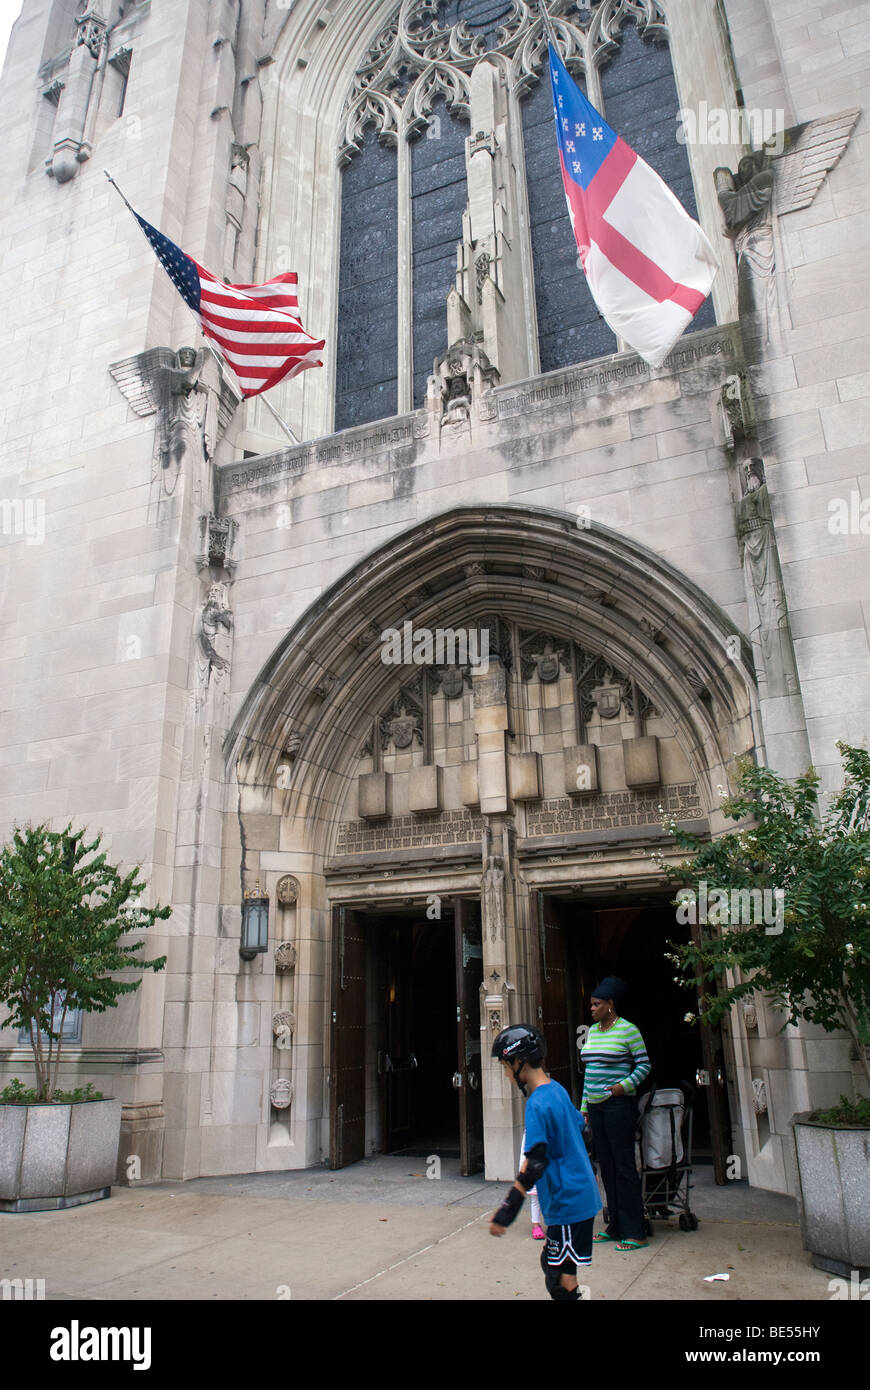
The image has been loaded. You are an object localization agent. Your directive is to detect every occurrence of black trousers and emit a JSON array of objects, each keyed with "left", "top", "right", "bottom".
[{"left": 587, "top": 1095, "right": 645, "bottom": 1241}]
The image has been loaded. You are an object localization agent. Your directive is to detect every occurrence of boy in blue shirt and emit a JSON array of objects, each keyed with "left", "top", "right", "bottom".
[{"left": 489, "top": 1024, "right": 601, "bottom": 1301}]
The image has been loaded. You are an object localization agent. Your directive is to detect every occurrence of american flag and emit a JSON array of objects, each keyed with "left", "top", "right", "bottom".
[
  {"left": 548, "top": 42, "right": 717, "bottom": 368},
  {"left": 134, "top": 212, "right": 325, "bottom": 398}
]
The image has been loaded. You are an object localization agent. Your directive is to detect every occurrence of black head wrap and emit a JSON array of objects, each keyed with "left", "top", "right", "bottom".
[{"left": 590, "top": 976, "right": 627, "bottom": 1009}]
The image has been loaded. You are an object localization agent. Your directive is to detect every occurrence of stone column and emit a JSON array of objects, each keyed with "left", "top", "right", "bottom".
[
  {"left": 472, "top": 662, "right": 522, "bottom": 1178},
  {"left": 48, "top": 6, "right": 109, "bottom": 183},
  {"left": 461, "top": 60, "right": 532, "bottom": 384},
  {"left": 471, "top": 656, "right": 509, "bottom": 815}
]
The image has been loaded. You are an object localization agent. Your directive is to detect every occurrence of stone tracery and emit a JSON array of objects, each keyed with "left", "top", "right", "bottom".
[{"left": 339, "top": 0, "right": 671, "bottom": 159}]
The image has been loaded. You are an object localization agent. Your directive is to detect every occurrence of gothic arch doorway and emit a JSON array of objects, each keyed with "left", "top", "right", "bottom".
[{"left": 225, "top": 505, "right": 759, "bottom": 1177}]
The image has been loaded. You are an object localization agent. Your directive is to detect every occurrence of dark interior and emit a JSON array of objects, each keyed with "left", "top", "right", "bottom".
[
  {"left": 370, "top": 910, "right": 462, "bottom": 1157},
  {"left": 558, "top": 896, "right": 712, "bottom": 1157}
]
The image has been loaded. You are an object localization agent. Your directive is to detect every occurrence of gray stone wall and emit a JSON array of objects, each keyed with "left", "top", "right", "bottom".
[
  {"left": 722, "top": 0, "right": 870, "bottom": 793},
  {"left": 0, "top": 0, "right": 866, "bottom": 1193}
]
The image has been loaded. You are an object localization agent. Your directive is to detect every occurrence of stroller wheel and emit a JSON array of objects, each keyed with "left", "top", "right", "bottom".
[
  {"left": 679, "top": 1213, "right": 690, "bottom": 1231},
  {"left": 688, "top": 1212, "right": 699, "bottom": 1231},
  {"left": 643, "top": 1218, "right": 653, "bottom": 1238}
]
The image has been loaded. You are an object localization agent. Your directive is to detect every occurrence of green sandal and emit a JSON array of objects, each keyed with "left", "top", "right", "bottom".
[
  {"left": 615, "top": 1238, "right": 648, "bottom": 1251},
  {"left": 593, "top": 1232, "right": 617, "bottom": 1243}
]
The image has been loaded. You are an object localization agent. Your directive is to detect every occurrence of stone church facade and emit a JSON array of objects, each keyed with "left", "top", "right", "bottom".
[{"left": 1, "top": 0, "right": 868, "bottom": 1196}]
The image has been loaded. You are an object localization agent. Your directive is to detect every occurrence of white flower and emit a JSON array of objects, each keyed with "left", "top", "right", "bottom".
[{"left": 684, "top": 1013, "right": 695, "bottom": 1023}]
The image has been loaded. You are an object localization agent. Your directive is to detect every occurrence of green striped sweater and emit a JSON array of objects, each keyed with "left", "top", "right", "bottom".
[{"left": 579, "top": 1017, "right": 650, "bottom": 1112}]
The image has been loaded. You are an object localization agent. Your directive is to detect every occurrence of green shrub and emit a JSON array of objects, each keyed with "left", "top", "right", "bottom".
[
  {"left": 0, "top": 1078, "right": 106, "bottom": 1104},
  {"left": 661, "top": 742, "right": 870, "bottom": 1091},
  {"left": 811, "top": 1094, "right": 870, "bottom": 1128},
  {"left": 0, "top": 823, "right": 169, "bottom": 1102}
]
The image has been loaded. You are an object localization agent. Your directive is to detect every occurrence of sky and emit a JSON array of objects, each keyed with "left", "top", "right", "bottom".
[{"left": 0, "top": 0, "right": 22, "bottom": 76}]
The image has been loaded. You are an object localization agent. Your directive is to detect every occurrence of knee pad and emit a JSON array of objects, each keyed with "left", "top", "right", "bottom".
[{"left": 541, "top": 1247, "right": 578, "bottom": 1300}]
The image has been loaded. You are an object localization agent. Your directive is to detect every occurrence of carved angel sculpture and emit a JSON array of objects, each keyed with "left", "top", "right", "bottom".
[
  {"left": 714, "top": 111, "right": 859, "bottom": 355},
  {"left": 715, "top": 152, "right": 776, "bottom": 347},
  {"left": 735, "top": 460, "right": 799, "bottom": 700},
  {"left": 715, "top": 152, "right": 775, "bottom": 236},
  {"left": 156, "top": 347, "right": 221, "bottom": 470},
  {"left": 109, "top": 344, "right": 240, "bottom": 485}
]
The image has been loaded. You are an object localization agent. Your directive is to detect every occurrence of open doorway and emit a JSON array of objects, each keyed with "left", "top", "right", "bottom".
[
  {"left": 374, "top": 913, "right": 459, "bottom": 1156},
  {"left": 533, "top": 891, "right": 733, "bottom": 1168},
  {"left": 329, "top": 899, "right": 484, "bottom": 1173}
]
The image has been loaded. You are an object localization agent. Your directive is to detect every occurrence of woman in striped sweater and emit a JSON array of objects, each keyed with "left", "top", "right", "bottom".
[{"left": 580, "top": 976, "right": 651, "bottom": 1251}]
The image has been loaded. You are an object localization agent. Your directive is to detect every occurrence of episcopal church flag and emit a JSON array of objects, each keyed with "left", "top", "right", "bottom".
[
  {"left": 130, "top": 208, "right": 324, "bottom": 398},
  {"left": 547, "top": 42, "right": 718, "bottom": 367}
]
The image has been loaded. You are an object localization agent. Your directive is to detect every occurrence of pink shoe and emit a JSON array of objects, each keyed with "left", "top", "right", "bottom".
[{"left": 532, "top": 1224, "right": 545, "bottom": 1240}]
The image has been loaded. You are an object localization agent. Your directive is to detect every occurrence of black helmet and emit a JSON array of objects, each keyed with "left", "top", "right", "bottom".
[{"left": 492, "top": 1023, "right": 546, "bottom": 1068}]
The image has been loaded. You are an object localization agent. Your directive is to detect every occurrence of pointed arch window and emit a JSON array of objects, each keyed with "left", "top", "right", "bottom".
[{"left": 335, "top": 1, "right": 715, "bottom": 430}]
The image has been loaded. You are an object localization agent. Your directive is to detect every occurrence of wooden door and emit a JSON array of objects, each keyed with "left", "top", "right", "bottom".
[
  {"left": 328, "top": 905, "right": 367, "bottom": 1169},
  {"left": 691, "top": 919, "right": 733, "bottom": 1184},
  {"left": 530, "top": 891, "right": 575, "bottom": 1099},
  {"left": 454, "top": 898, "right": 484, "bottom": 1175}
]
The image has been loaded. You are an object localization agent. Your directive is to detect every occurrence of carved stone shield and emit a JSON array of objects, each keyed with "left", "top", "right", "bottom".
[
  {"left": 270, "top": 1078, "right": 293, "bottom": 1110},
  {"left": 276, "top": 874, "right": 299, "bottom": 905},
  {"left": 440, "top": 667, "right": 464, "bottom": 699},
  {"left": 537, "top": 652, "right": 561, "bottom": 684},
  {"left": 592, "top": 682, "right": 623, "bottom": 719},
  {"left": 390, "top": 714, "right": 416, "bottom": 749},
  {"left": 275, "top": 940, "right": 297, "bottom": 972}
]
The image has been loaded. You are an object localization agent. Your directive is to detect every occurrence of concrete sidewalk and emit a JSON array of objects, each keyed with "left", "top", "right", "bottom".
[{"left": 0, "top": 1157, "right": 833, "bottom": 1302}]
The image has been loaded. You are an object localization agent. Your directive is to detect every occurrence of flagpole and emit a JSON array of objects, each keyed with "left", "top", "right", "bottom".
[
  {"left": 258, "top": 393, "right": 301, "bottom": 447},
  {"left": 104, "top": 167, "right": 138, "bottom": 215},
  {"left": 106, "top": 170, "right": 302, "bottom": 448},
  {"left": 539, "top": 1, "right": 559, "bottom": 49},
  {"left": 202, "top": 342, "right": 301, "bottom": 447}
]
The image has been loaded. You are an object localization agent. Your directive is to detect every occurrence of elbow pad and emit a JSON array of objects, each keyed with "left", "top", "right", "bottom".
[
  {"left": 492, "top": 1185, "right": 525, "bottom": 1228},
  {"left": 518, "top": 1141, "right": 548, "bottom": 1191}
]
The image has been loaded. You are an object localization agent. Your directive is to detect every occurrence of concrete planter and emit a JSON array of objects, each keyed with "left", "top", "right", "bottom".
[
  {"left": 0, "top": 1098, "right": 122, "bottom": 1212},
  {"left": 792, "top": 1113, "right": 870, "bottom": 1278}
]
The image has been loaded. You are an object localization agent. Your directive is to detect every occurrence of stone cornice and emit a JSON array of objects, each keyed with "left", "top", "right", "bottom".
[
  {"left": 0, "top": 1048, "right": 164, "bottom": 1065},
  {"left": 219, "top": 322, "right": 744, "bottom": 503}
]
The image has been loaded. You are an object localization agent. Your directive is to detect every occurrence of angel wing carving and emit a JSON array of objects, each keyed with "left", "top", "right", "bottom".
[
  {"left": 109, "top": 346, "right": 241, "bottom": 449},
  {"left": 108, "top": 347, "right": 177, "bottom": 417},
  {"left": 215, "top": 370, "right": 242, "bottom": 446},
  {"left": 772, "top": 108, "right": 860, "bottom": 216}
]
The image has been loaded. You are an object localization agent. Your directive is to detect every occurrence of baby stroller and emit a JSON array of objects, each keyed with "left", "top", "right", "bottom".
[{"left": 635, "top": 1081, "right": 698, "bottom": 1234}]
